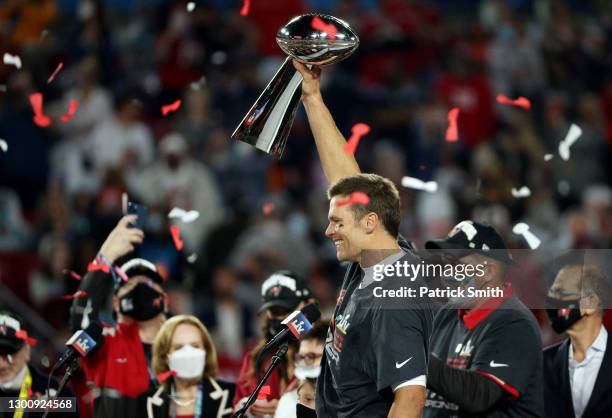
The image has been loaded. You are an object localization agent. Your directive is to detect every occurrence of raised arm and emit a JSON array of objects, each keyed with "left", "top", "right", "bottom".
[{"left": 293, "top": 60, "right": 360, "bottom": 185}]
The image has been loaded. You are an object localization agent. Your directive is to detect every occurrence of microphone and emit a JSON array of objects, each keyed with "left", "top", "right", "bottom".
[
  {"left": 262, "top": 304, "right": 321, "bottom": 353},
  {"left": 54, "top": 322, "right": 103, "bottom": 371}
]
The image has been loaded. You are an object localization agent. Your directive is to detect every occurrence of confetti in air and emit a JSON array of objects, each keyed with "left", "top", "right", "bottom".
[
  {"left": 262, "top": 203, "right": 274, "bottom": 215},
  {"left": 161, "top": 100, "right": 182, "bottom": 116},
  {"left": 187, "top": 253, "right": 198, "bottom": 264},
  {"left": 15, "top": 330, "right": 37, "bottom": 346},
  {"left": 187, "top": 2, "right": 195, "bottom": 12},
  {"left": 343, "top": 123, "right": 370, "bottom": 155},
  {"left": 29, "top": 93, "right": 52, "bottom": 128},
  {"left": 0, "top": 139, "right": 7, "bottom": 152},
  {"left": 311, "top": 16, "right": 338, "bottom": 39},
  {"left": 336, "top": 192, "right": 370, "bottom": 207},
  {"left": 63, "top": 290, "right": 89, "bottom": 300},
  {"left": 445, "top": 107, "right": 460, "bottom": 141},
  {"left": 47, "top": 62, "right": 63, "bottom": 84},
  {"left": 62, "top": 269, "right": 82, "bottom": 281},
  {"left": 257, "top": 385, "right": 271, "bottom": 401},
  {"left": 512, "top": 223, "right": 541, "bottom": 249},
  {"left": 168, "top": 208, "right": 200, "bottom": 223},
  {"left": 511, "top": 186, "right": 531, "bottom": 198},
  {"left": 544, "top": 154, "right": 553, "bottom": 161},
  {"left": 558, "top": 123, "right": 582, "bottom": 161},
  {"left": 240, "top": 0, "right": 250, "bottom": 16},
  {"left": 61, "top": 99, "right": 79, "bottom": 122},
  {"left": 87, "top": 262, "right": 110, "bottom": 273},
  {"left": 3, "top": 53, "right": 22, "bottom": 69},
  {"left": 170, "top": 225, "right": 184, "bottom": 251},
  {"left": 496, "top": 94, "right": 531, "bottom": 110},
  {"left": 401, "top": 176, "right": 438, "bottom": 193},
  {"left": 156, "top": 370, "right": 176, "bottom": 382}
]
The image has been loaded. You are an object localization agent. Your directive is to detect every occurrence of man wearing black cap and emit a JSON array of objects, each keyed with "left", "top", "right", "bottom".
[
  {"left": 0, "top": 311, "right": 78, "bottom": 417},
  {"left": 233, "top": 270, "right": 314, "bottom": 417},
  {"left": 69, "top": 215, "right": 168, "bottom": 418},
  {"left": 423, "top": 220, "right": 544, "bottom": 417}
]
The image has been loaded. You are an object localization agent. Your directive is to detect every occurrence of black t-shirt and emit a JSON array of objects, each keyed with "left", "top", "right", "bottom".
[
  {"left": 316, "top": 237, "right": 436, "bottom": 418},
  {"left": 424, "top": 293, "right": 544, "bottom": 418}
]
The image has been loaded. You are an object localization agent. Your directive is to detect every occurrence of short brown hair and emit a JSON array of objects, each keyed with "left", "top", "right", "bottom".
[
  {"left": 577, "top": 265, "right": 611, "bottom": 310},
  {"left": 327, "top": 174, "right": 401, "bottom": 238},
  {"left": 152, "top": 315, "right": 218, "bottom": 386},
  {"left": 302, "top": 320, "right": 329, "bottom": 345}
]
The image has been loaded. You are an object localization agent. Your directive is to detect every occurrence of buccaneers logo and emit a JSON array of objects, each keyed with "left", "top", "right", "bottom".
[
  {"left": 268, "top": 285, "right": 282, "bottom": 297},
  {"left": 558, "top": 308, "right": 571, "bottom": 319}
]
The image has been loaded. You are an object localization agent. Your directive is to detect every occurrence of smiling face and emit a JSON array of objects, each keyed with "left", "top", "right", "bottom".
[{"left": 325, "top": 196, "right": 368, "bottom": 263}]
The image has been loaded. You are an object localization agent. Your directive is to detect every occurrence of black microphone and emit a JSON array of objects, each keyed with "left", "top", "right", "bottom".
[
  {"left": 262, "top": 304, "right": 321, "bottom": 353},
  {"left": 54, "top": 322, "right": 104, "bottom": 371}
]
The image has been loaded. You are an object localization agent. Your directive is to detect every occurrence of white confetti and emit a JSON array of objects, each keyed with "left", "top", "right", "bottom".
[
  {"left": 401, "top": 176, "right": 438, "bottom": 193},
  {"left": 3, "top": 53, "right": 22, "bottom": 70},
  {"left": 0, "top": 139, "right": 6, "bottom": 152},
  {"left": 558, "top": 124, "right": 582, "bottom": 161},
  {"left": 168, "top": 207, "right": 200, "bottom": 223},
  {"left": 512, "top": 222, "right": 541, "bottom": 249},
  {"left": 187, "top": 2, "right": 195, "bottom": 12},
  {"left": 190, "top": 76, "right": 206, "bottom": 90},
  {"left": 557, "top": 180, "right": 570, "bottom": 196},
  {"left": 511, "top": 186, "right": 531, "bottom": 198},
  {"left": 187, "top": 253, "right": 198, "bottom": 263},
  {"left": 544, "top": 154, "right": 553, "bottom": 161}
]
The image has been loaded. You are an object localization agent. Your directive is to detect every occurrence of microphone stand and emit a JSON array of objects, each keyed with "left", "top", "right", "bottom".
[
  {"left": 233, "top": 343, "right": 289, "bottom": 418},
  {"left": 41, "top": 357, "right": 79, "bottom": 418}
]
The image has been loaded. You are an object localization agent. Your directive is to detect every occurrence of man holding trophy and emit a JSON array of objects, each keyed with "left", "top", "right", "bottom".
[{"left": 232, "top": 14, "right": 432, "bottom": 418}]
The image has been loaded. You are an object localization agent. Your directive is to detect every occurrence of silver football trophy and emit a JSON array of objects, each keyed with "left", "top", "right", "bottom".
[{"left": 231, "top": 14, "right": 359, "bottom": 158}]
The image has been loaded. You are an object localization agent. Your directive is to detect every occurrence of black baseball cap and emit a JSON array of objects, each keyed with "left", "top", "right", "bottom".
[
  {"left": 0, "top": 311, "right": 27, "bottom": 354},
  {"left": 260, "top": 270, "right": 311, "bottom": 312},
  {"left": 114, "top": 258, "right": 165, "bottom": 292},
  {"left": 425, "top": 220, "right": 517, "bottom": 266}
]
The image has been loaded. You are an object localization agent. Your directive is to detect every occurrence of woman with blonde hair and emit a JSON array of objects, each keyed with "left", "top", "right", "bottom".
[{"left": 146, "top": 315, "right": 235, "bottom": 418}]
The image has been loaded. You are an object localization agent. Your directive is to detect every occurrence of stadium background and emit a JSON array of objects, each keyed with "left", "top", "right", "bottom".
[{"left": 0, "top": 0, "right": 610, "bottom": 381}]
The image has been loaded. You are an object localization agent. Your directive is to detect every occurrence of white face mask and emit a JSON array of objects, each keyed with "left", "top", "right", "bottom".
[
  {"left": 294, "top": 364, "right": 321, "bottom": 380},
  {"left": 167, "top": 346, "right": 206, "bottom": 379}
]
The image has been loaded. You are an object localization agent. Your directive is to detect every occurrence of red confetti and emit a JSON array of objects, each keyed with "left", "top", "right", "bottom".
[
  {"left": 156, "top": 370, "right": 176, "bottom": 382},
  {"left": 61, "top": 99, "right": 78, "bottom": 123},
  {"left": 240, "top": 0, "right": 250, "bottom": 16},
  {"left": 445, "top": 107, "right": 459, "bottom": 142},
  {"left": 87, "top": 262, "right": 110, "bottom": 273},
  {"left": 336, "top": 191, "right": 370, "bottom": 207},
  {"left": 262, "top": 203, "right": 274, "bottom": 215},
  {"left": 63, "top": 290, "right": 88, "bottom": 300},
  {"left": 170, "top": 225, "right": 184, "bottom": 251},
  {"left": 29, "top": 93, "right": 52, "bottom": 128},
  {"left": 63, "top": 269, "right": 82, "bottom": 281},
  {"left": 496, "top": 94, "right": 531, "bottom": 110},
  {"left": 161, "top": 99, "right": 181, "bottom": 116},
  {"left": 257, "top": 385, "right": 271, "bottom": 401},
  {"left": 419, "top": 164, "right": 426, "bottom": 171},
  {"left": 47, "top": 62, "right": 64, "bottom": 84},
  {"left": 15, "top": 330, "right": 38, "bottom": 346},
  {"left": 343, "top": 123, "right": 371, "bottom": 155},
  {"left": 311, "top": 16, "right": 337, "bottom": 40}
]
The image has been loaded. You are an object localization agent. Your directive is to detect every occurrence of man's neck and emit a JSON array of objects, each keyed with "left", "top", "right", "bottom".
[
  {"left": 137, "top": 315, "right": 164, "bottom": 344},
  {"left": 568, "top": 317, "right": 603, "bottom": 362},
  {"left": 357, "top": 235, "right": 400, "bottom": 266}
]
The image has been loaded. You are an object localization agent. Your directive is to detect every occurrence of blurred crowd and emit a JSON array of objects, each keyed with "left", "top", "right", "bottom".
[{"left": 0, "top": 0, "right": 611, "bottom": 378}]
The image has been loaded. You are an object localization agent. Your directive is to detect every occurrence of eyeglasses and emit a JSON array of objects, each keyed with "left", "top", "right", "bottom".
[{"left": 295, "top": 352, "right": 322, "bottom": 365}]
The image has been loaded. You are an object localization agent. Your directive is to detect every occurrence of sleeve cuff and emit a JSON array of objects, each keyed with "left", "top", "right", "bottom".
[{"left": 393, "top": 374, "right": 426, "bottom": 391}]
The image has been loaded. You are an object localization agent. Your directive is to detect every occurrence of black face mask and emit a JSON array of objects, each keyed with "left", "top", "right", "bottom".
[
  {"left": 119, "top": 282, "right": 165, "bottom": 321},
  {"left": 267, "top": 319, "right": 284, "bottom": 338},
  {"left": 545, "top": 296, "right": 582, "bottom": 334},
  {"left": 296, "top": 403, "right": 317, "bottom": 418}
]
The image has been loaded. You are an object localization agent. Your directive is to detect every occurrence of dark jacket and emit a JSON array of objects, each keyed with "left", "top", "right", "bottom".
[
  {"left": 0, "top": 365, "right": 79, "bottom": 418},
  {"left": 543, "top": 332, "right": 612, "bottom": 418},
  {"left": 145, "top": 376, "right": 235, "bottom": 418}
]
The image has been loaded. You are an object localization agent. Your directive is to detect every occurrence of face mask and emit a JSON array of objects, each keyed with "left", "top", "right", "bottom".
[
  {"left": 294, "top": 364, "right": 321, "bottom": 380},
  {"left": 268, "top": 319, "right": 284, "bottom": 338},
  {"left": 545, "top": 296, "right": 582, "bottom": 333},
  {"left": 168, "top": 346, "right": 206, "bottom": 379},
  {"left": 119, "top": 282, "right": 165, "bottom": 321},
  {"left": 446, "top": 275, "right": 479, "bottom": 305},
  {"left": 296, "top": 403, "right": 317, "bottom": 418}
]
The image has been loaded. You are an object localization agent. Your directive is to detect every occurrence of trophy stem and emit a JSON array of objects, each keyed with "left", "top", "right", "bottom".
[{"left": 231, "top": 57, "right": 303, "bottom": 158}]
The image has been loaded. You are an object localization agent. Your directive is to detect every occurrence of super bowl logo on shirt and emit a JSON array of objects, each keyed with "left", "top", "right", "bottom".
[{"left": 332, "top": 313, "right": 351, "bottom": 353}]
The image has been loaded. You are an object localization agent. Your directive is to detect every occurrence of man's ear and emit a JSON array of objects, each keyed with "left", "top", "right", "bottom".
[
  {"left": 580, "top": 294, "right": 600, "bottom": 316},
  {"left": 112, "top": 296, "right": 120, "bottom": 314},
  {"left": 363, "top": 212, "right": 378, "bottom": 234}
]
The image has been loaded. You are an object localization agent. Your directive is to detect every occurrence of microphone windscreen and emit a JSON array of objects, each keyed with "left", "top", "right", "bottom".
[{"left": 302, "top": 303, "right": 321, "bottom": 323}]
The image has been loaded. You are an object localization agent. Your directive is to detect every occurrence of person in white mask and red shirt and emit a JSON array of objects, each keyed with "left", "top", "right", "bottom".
[{"left": 146, "top": 315, "right": 235, "bottom": 418}]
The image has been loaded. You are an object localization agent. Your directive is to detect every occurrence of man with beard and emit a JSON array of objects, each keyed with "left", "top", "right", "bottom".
[
  {"left": 70, "top": 215, "right": 168, "bottom": 418},
  {"left": 233, "top": 271, "right": 313, "bottom": 418}
]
